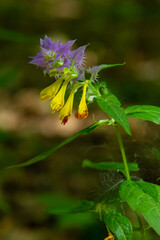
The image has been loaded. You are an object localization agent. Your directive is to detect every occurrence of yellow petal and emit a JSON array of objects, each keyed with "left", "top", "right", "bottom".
[
  {"left": 50, "top": 77, "right": 71, "bottom": 112},
  {"left": 75, "top": 81, "right": 88, "bottom": 120},
  {"left": 59, "top": 89, "right": 75, "bottom": 125},
  {"left": 40, "top": 75, "right": 64, "bottom": 100}
]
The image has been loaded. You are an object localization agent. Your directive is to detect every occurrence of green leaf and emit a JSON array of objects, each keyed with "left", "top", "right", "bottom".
[
  {"left": 96, "top": 93, "right": 131, "bottom": 135},
  {"left": 6, "top": 120, "right": 108, "bottom": 169},
  {"left": 82, "top": 159, "right": 139, "bottom": 172},
  {"left": 119, "top": 180, "right": 160, "bottom": 235},
  {"left": 136, "top": 181, "right": 160, "bottom": 203},
  {"left": 104, "top": 210, "right": 133, "bottom": 240},
  {"left": 46, "top": 200, "right": 95, "bottom": 215},
  {"left": 125, "top": 105, "right": 160, "bottom": 124}
]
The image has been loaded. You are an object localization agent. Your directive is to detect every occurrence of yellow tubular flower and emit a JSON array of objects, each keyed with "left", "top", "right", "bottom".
[
  {"left": 58, "top": 89, "right": 75, "bottom": 125},
  {"left": 75, "top": 81, "right": 88, "bottom": 120},
  {"left": 50, "top": 77, "right": 71, "bottom": 113},
  {"left": 58, "top": 83, "right": 81, "bottom": 125},
  {"left": 40, "top": 75, "right": 64, "bottom": 100}
]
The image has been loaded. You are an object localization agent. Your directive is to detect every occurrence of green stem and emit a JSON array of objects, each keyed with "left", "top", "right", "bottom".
[
  {"left": 115, "top": 124, "right": 130, "bottom": 180},
  {"left": 137, "top": 212, "right": 145, "bottom": 240}
]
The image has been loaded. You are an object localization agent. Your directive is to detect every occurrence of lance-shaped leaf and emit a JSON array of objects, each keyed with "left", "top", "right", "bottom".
[
  {"left": 96, "top": 92, "right": 131, "bottom": 135},
  {"left": 119, "top": 180, "right": 160, "bottom": 235},
  {"left": 82, "top": 159, "right": 139, "bottom": 172},
  {"left": 6, "top": 120, "right": 109, "bottom": 169},
  {"left": 125, "top": 105, "right": 160, "bottom": 124},
  {"left": 87, "top": 63, "right": 126, "bottom": 80},
  {"left": 103, "top": 210, "right": 133, "bottom": 240},
  {"left": 46, "top": 200, "right": 95, "bottom": 215}
]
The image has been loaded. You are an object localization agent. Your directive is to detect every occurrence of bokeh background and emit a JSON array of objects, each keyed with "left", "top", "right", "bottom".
[{"left": 0, "top": 0, "right": 160, "bottom": 239}]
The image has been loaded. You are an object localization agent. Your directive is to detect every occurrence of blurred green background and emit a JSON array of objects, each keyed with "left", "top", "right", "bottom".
[{"left": 0, "top": 0, "right": 160, "bottom": 239}]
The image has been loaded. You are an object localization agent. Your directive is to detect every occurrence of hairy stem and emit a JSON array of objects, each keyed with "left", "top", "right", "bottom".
[{"left": 115, "top": 124, "right": 130, "bottom": 180}]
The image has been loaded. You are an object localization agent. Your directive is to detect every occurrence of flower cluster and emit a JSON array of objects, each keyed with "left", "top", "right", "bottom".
[{"left": 30, "top": 36, "right": 89, "bottom": 124}]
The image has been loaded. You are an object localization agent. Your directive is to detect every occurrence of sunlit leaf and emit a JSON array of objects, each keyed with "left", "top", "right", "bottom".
[
  {"left": 119, "top": 180, "right": 160, "bottom": 235},
  {"left": 136, "top": 181, "right": 160, "bottom": 203},
  {"left": 125, "top": 105, "right": 160, "bottom": 124},
  {"left": 96, "top": 92, "right": 131, "bottom": 135}
]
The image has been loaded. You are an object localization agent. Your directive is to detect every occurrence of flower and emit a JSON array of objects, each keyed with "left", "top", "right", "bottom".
[
  {"left": 59, "top": 83, "right": 81, "bottom": 125},
  {"left": 40, "top": 74, "right": 64, "bottom": 100},
  {"left": 50, "top": 77, "right": 71, "bottom": 113},
  {"left": 58, "top": 89, "right": 74, "bottom": 125},
  {"left": 30, "top": 36, "right": 86, "bottom": 77},
  {"left": 69, "top": 45, "right": 86, "bottom": 68},
  {"left": 30, "top": 36, "right": 91, "bottom": 124},
  {"left": 75, "top": 81, "right": 88, "bottom": 120}
]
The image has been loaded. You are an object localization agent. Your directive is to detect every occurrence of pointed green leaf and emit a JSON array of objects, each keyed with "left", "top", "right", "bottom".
[
  {"left": 96, "top": 93, "right": 131, "bottom": 135},
  {"left": 6, "top": 120, "right": 108, "bottom": 169},
  {"left": 119, "top": 180, "right": 160, "bottom": 235},
  {"left": 82, "top": 159, "right": 139, "bottom": 172},
  {"left": 125, "top": 105, "right": 160, "bottom": 124},
  {"left": 104, "top": 210, "right": 133, "bottom": 240},
  {"left": 46, "top": 200, "right": 95, "bottom": 215}
]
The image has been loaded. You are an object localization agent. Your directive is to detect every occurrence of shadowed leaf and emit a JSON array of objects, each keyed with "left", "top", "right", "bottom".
[
  {"left": 6, "top": 120, "right": 109, "bottom": 169},
  {"left": 46, "top": 200, "right": 95, "bottom": 215},
  {"left": 82, "top": 159, "right": 139, "bottom": 172}
]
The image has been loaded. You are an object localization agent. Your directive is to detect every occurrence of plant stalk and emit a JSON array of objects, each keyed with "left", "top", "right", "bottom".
[{"left": 115, "top": 124, "right": 130, "bottom": 180}]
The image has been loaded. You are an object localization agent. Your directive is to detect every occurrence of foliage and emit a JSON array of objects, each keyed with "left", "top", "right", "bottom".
[{"left": 6, "top": 38, "right": 160, "bottom": 240}]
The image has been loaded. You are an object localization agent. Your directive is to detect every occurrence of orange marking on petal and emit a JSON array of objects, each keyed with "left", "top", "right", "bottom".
[{"left": 75, "top": 111, "right": 88, "bottom": 120}]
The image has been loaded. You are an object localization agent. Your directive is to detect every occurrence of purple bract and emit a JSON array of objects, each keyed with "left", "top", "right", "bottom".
[{"left": 30, "top": 35, "right": 86, "bottom": 74}]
